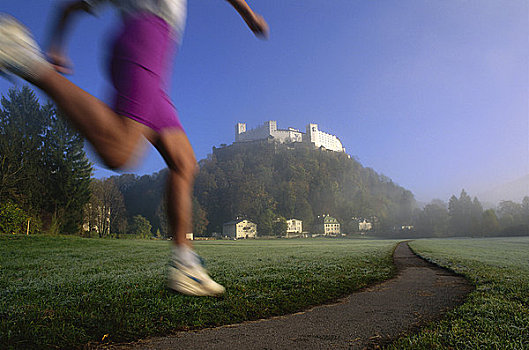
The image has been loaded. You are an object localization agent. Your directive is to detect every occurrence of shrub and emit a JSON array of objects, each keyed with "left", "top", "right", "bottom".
[{"left": 0, "top": 202, "right": 28, "bottom": 234}]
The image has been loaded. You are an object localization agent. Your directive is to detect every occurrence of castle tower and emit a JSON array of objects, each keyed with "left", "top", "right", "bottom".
[
  {"left": 306, "top": 123, "right": 320, "bottom": 147},
  {"left": 235, "top": 122, "right": 246, "bottom": 142},
  {"left": 267, "top": 120, "right": 277, "bottom": 133}
]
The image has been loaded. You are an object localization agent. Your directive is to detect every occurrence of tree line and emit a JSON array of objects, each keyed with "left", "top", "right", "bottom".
[
  {"left": 84, "top": 140, "right": 417, "bottom": 237},
  {"left": 71, "top": 143, "right": 529, "bottom": 239},
  {"left": 1, "top": 87, "right": 527, "bottom": 238},
  {"left": 71, "top": 137, "right": 417, "bottom": 238},
  {"left": 410, "top": 190, "right": 529, "bottom": 238}
]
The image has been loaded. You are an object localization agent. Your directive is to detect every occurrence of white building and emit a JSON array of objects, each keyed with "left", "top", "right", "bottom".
[
  {"left": 235, "top": 121, "right": 345, "bottom": 153},
  {"left": 286, "top": 219, "right": 303, "bottom": 235},
  {"left": 223, "top": 219, "right": 257, "bottom": 239},
  {"left": 358, "top": 219, "right": 373, "bottom": 231},
  {"left": 314, "top": 215, "right": 341, "bottom": 236}
]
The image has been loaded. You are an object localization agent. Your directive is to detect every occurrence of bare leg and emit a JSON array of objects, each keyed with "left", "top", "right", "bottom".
[
  {"left": 31, "top": 66, "right": 155, "bottom": 169},
  {"left": 157, "top": 129, "right": 225, "bottom": 295},
  {"left": 152, "top": 129, "right": 197, "bottom": 248}
]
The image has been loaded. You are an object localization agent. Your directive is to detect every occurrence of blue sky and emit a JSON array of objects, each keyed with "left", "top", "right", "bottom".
[{"left": 1, "top": 0, "right": 528, "bottom": 202}]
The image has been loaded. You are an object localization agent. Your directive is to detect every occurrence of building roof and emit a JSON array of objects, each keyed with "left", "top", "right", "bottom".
[
  {"left": 223, "top": 219, "right": 255, "bottom": 226},
  {"left": 324, "top": 216, "right": 340, "bottom": 224},
  {"left": 314, "top": 215, "right": 340, "bottom": 224}
]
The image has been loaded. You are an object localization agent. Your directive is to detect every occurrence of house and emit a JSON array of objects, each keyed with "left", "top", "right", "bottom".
[
  {"left": 314, "top": 215, "right": 341, "bottom": 236},
  {"left": 358, "top": 219, "right": 372, "bottom": 232},
  {"left": 286, "top": 219, "right": 303, "bottom": 237},
  {"left": 223, "top": 219, "right": 257, "bottom": 239}
]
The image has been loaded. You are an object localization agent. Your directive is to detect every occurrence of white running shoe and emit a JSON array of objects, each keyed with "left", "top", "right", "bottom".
[
  {"left": 0, "top": 14, "right": 49, "bottom": 81},
  {"left": 167, "top": 254, "right": 225, "bottom": 296}
]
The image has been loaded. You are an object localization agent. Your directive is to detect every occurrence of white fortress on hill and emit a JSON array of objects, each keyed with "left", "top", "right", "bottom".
[{"left": 235, "top": 121, "right": 345, "bottom": 153}]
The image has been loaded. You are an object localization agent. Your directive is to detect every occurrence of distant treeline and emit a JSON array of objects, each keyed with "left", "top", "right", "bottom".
[
  {"left": 402, "top": 192, "right": 529, "bottom": 238},
  {"left": 1, "top": 87, "right": 527, "bottom": 238}
]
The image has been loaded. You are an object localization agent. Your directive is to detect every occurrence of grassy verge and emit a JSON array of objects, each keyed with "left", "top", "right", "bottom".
[
  {"left": 388, "top": 237, "right": 529, "bottom": 349},
  {"left": 0, "top": 235, "right": 397, "bottom": 349}
]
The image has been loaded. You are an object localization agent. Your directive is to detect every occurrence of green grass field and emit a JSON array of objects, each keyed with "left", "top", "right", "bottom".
[
  {"left": 389, "top": 237, "right": 529, "bottom": 349},
  {"left": 0, "top": 235, "right": 397, "bottom": 349}
]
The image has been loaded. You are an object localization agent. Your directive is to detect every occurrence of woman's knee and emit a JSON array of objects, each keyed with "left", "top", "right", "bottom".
[
  {"left": 171, "top": 153, "right": 197, "bottom": 182},
  {"left": 102, "top": 153, "right": 130, "bottom": 170},
  {"left": 99, "top": 142, "right": 141, "bottom": 170}
]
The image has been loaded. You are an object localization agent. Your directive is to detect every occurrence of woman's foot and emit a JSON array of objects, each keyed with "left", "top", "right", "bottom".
[
  {"left": 167, "top": 245, "right": 225, "bottom": 296},
  {"left": 0, "top": 14, "right": 50, "bottom": 81}
]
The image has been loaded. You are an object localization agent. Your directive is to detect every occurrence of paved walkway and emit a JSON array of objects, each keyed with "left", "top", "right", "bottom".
[{"left": 104, "top": 242, "right": 472, "bottom": 349}]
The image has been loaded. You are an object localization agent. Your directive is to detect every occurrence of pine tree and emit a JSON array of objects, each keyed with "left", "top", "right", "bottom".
[
  {"left": 42, "top": 109, "right": 92, "bottom": 234},
  {"left": 0, "top": 87, "right": 49, "bottom": 212},
  {"left": 0, "top": 87, "right": 92, "bottom": 234}
]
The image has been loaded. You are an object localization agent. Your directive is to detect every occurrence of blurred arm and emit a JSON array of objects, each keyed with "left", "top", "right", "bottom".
[
  {"left": 225, "top": 0, "right": 269, "bottom": 38},
  {"left": 47, "top": 1, "right": 93, "bottom": 73}
]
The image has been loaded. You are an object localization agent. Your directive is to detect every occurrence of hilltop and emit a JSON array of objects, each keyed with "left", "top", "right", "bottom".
[{"left": 194, "top": 140, "right": 415, "bottom": 235}]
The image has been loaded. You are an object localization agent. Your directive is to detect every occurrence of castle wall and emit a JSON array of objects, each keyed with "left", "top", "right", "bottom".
[
  {"left": 236, "top": 121, "right": 273, "bottom": 142},
  {"left": 236, "top": 121, "right": 344, "bottom": 153}
]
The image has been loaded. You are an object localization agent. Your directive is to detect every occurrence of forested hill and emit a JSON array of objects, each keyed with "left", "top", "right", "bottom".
[
  {"left": 194, "top": 140, "right": 415, "bottom": 234},
  {"left": 109, "top": 140, "right": 415, "bottom": 236}
]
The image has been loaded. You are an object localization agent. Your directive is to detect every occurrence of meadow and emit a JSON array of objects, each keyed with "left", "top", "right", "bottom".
[
  {"left": 389, "top": 237, "right": 529, "bottom": 349},
  {"left": 0, "top": 235, "right": 396, "bottom": 349}
]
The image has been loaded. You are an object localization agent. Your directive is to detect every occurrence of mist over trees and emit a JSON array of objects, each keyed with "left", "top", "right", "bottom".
[{"left": 410, "top": 190, "right": 529, "bottom": 238}]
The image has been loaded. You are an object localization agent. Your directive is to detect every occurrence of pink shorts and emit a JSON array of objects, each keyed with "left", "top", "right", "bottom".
[{"left": 109, "top": 12, "right": 183, "bottom": 133}]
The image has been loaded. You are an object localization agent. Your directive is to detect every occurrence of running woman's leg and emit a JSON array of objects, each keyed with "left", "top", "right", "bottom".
[
  {"left": 34, "top": 67, "right": 154, "bottom": 169},
  {"left": 154, "top": 129, "right": 225, "bottom": 296},
  {"left": 152, "top": 129, "right": 197, "bottom": 247}
]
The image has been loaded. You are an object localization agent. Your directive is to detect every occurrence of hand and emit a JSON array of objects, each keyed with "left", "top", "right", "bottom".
[
  {"left": 46, "top": 47, "right": 73, "bottom": 75},
  {"left": 247, "top": 14, "right": 269, "bottom": 39}
]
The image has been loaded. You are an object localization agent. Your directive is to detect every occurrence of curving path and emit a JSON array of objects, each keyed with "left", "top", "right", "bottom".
[{"left": 103, "top": 242, "right": 472, "bottom": 349}]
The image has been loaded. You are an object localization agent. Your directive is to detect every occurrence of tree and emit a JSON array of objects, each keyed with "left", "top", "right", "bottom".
[
  {"left": 0, "top": 202, "right": 29, "bottom": 234},
  {"left": 497, "top": 200, "right": 522, "bottom": 228},
  {"left": 131, "top": 215, "right": 152, "bottom": 238},
  {"left": 415, "top": 200, "right": 449, "bottom": 237},
  {"left": 448, "top": 190, "right": 474, "bottom": 236},
  {"left": 0, "top": 87, "right": 50, "bottom": 212},
  {"left": 113, "top": 171, "right": 166, "bottom": 234},
  {"left": 470, "top": 197, "right": 483, "bottom": 236},
  {"left": 482, "top": 209, "right": 500, "bottom": 237},
  {"left": 192, "top": 197, "right": 208, "bottom": 236},
  {"left": 272, "top": 216, "right": 287, "bottom": 236},
  {"left": 155, "top": 198, "right": 169, "bottom": 238},
  {"left": 522, "top": 196, "right": 529, "bottom": 225},
  {"left": 85, "top": 178, "right": 126, "bottom": 237},
  {"left": 42, "top": 109, "right": 92, "bottom": 234}
]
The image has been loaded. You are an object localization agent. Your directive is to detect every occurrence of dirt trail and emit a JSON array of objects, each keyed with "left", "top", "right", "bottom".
[{"left": 102, "top": 242, "right": 472, "bottom": 349}]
